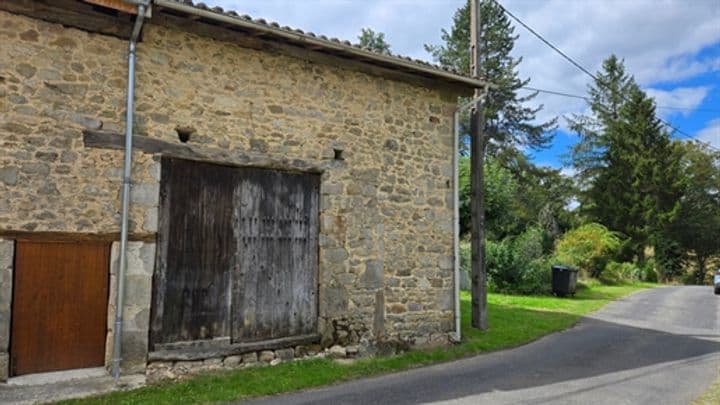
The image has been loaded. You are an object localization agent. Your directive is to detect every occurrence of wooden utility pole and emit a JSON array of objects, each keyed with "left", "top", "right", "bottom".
[{"left": 470, "top": 0, "right": 488, "bottom": 330}]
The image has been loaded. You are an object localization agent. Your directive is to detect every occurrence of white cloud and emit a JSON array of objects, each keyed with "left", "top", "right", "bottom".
[
  {"left": 646, "top": 86, "right": 711, "bottom": 118},
  {"left": 504, "top": 0, "right": 720, "bottom": 126},
  {"left": 696, "top": 118, "right": 720, "bottom": 149}
]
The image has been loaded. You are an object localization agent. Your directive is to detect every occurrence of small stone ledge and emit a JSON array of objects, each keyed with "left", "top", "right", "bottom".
[
  {"left": 82, "top": 130, "right": 339, "bottom": 174},
  {"left": 146, "top": 343, "right": 368, "bottom": 383},
  {"left": 148, "top": 334, "right": 321, "bottom": 362}
]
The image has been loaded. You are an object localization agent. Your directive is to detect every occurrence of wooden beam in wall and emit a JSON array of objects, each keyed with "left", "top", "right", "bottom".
[
  {"left": 82, "top": 130, "right": 332, "bottom": 174},
  {"left": 0, "top": 230, "right": 156, "bottom": 243}
]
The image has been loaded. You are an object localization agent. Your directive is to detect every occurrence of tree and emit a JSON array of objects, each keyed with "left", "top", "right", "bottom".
[
  {"left": 425, "top": 0, "right": 556, "bottom": 154},
  {"left": 568, "top": 55, "right": 635, "bottom": 190},
  {"left": 458, "top": 154, "right": 576, "bottom": 242},
  {"left": 569, "top": 56, "right": 682, "bottom": 268},
  {"left": 358, "top": 28, "right": 391, "bottom": 54},
  {"left": 459, "top": 157, "right": 517, "bottom": 238},
  {"left": 671, "top": 142, "right": 720, "bottom": 284}
]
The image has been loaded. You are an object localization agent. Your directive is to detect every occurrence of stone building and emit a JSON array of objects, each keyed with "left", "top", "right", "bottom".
[{"left": 0, "top": 0, "right": 483, "bottom": 382}]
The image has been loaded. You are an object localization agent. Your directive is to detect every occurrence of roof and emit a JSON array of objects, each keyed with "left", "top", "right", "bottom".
[{"left": 152, "top": 0, "right": 487, "bottom": 89}]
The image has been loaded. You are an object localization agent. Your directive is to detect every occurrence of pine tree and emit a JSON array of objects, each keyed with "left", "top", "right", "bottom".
[
  {"left": 425, "top": 0, "right": 555, "bottom": 155},
  {"left": 568, "top": 55, "right": 635, "bottom": 189},
  {"left": 570, "top": 56, "right": 683, "bottom": 267}
]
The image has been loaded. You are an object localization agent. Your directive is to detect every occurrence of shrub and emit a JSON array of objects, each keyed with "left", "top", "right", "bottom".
[
  {"left": 555, "top": 223, "right": 621, "bottom": 278},
  {"left": 459, "top": 239, "right": 471, "bottom": 274},
  {"left": 601, "top": 261, "right": 640, "bottom": 284},
  {"left": 486, "top": 227, "right": 552, "bottom": 295},
  {"left": 486, "top": 238, "right": 516, "bottom": 291},
  {"left": 518, "top": 256, "right": 553, "bottom": 295},
  {"left": 639, "top": 259, "right": 658, "bottom": 283},
  {"left": 459, "top": 240, "right": 471, "bottom": 290}
]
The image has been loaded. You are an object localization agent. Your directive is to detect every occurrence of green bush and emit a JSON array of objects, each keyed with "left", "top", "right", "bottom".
[
  {"left": 486, "top": 227, "right": 552, "bottom": 295},
  {"left": 459, "top": 239, "right": 471, "bottom": 275},
  {"left": 600, "top": 261, "right": 640, "bottom": 284},
  {"left": 486, "top": 238, "right": 517, "bottom": 291},
  {"left": 519, "top": 256, "right": 553, "bottom": 295},
  {"left": 555, "top": 223, "right": 621, "bottom": 278},
  {"left": 639, "top": 259, "right": 658, "bottom": 283},
  {"left": 459, "top": 240, "right": 471, "bottom": 290}
]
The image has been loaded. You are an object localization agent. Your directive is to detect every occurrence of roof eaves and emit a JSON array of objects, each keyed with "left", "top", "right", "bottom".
[{"left": 152, "top": 0, "right": 489, "bottom": 89}]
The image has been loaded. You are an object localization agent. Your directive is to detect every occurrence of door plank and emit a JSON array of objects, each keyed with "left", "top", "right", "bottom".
[
  {"left": 232, "top": 168, "right": 319, "bottom": 342},
  {"left": 151, "top": 158, "right": 236, "bottom": 345}
]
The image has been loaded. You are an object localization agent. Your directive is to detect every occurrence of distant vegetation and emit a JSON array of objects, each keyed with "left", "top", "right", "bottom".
[{"left": 432, "top": 1, "right": 720, "bottom": 292}]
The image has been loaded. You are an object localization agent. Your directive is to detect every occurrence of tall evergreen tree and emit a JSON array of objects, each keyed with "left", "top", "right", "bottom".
[
  {"left": 425, "top": 0, "right": 555, "bottom": 155},
  {"left": 568, "top": 55, "right": 634, "bottom": 189},
  {"left": 570, "top": 56, "right": 683, "bottom": 267}
]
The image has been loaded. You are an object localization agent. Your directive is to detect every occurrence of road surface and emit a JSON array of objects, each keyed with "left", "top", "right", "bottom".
[{"left": 242, "top": 286, "right": 720, "bottom": 405}]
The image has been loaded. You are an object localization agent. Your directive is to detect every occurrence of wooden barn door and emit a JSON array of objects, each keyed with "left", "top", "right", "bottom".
[
  {"left": 232, "top": 168, "right": 319, "bottom": 342},
  {"left": 151, "top": 158, "right": 319, "bottom": 348},
  {"left": 151, "top": 159, "right": 237, "bottom": 344},
  {"left": 10, "top": 241, "right": 109, "bottom": 376}
]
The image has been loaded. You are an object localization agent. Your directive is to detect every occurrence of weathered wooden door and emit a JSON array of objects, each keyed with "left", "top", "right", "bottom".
[
  {"left": 232, "top": 168, "right": 319, "bottom": 342},
  {"left": 151, "top": 158, "right": 319, "bottom": 348},
  {"left": 10, "top": 241, "right": 110, "bottom": 376},
  {"left": 151, "top": 159, "right": 237, "bottom": 344}
]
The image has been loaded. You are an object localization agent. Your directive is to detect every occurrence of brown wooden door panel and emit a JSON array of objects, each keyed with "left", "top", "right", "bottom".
[{"left": 10, "top": 241, "right": 109, "bottom": 376}]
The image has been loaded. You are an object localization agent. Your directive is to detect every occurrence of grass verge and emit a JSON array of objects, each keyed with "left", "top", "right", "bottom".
[
  {"left": 693, "top": 372, "right": 720, "bottom": 405},
  {"left": 60, "top": 281, "right": 653, "bottom": 405}
]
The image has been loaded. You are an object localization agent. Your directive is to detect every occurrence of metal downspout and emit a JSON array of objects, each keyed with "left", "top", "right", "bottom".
[
  {"left": 112, "top": 1, "right": 148, "bottom": 383},
  {"left": 453, "top": 111, "right": 462, "bottom": 343}
]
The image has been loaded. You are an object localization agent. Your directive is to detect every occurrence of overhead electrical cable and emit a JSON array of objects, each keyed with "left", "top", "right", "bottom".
[
  {"left": 521, "top": 86, "right": 720, "bottom": 113},
  {"left": 492, "top": 0, "right": 719, "bottom": 151}
]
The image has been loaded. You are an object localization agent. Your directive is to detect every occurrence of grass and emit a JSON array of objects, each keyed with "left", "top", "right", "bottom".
[
  {"left": 693, "top": 372, "right": 720, "bottom": 405},
  {"left": 59, "top": 281, "right": 653, "bottom": 405}
]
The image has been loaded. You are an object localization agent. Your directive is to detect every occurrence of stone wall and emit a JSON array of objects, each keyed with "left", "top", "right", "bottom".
[
  {"left": 0, "top": 239, "right": 13, "bottom": 382},
  {"left": 0, "top": 10, "right": 158, "bottom": 235},
  {"left": 106, "top": 242, "right": 156, "bottom": 374},
  {"left": 0, "top": 8, "right": 459, "bottom": 370}
]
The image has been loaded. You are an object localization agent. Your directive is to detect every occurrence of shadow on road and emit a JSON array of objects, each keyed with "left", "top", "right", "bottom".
[{"left": 246, "top": 306, "right": 720, "bottom": 405}]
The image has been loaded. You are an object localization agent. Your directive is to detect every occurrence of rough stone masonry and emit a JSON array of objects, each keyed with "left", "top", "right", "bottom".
[{"left": 0, "top": 3, "right": 461, "bottom": 380}]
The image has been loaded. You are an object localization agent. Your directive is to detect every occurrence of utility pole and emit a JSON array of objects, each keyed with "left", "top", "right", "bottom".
[{"left": 470, "top": 0, "right": 488, "bottom": 330}]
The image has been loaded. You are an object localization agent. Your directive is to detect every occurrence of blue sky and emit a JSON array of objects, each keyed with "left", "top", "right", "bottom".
[{"left": 203, "top": 0, "right": 719, "bottom": 170}]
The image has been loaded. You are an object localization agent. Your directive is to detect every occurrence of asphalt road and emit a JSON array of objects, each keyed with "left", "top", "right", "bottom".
[{"left": 242, "top": 286, "right": 720, "bottom": 405}]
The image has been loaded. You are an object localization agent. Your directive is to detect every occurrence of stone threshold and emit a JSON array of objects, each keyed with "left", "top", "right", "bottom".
[
  {"left": 148, "top": 333, "right": 321, "bottom": 361},
  {"left": 0, "top": 372, "right": 145, "bottom": 405},
  {"left": 7, "top": 367, "right": 107, "bottom": 386}
]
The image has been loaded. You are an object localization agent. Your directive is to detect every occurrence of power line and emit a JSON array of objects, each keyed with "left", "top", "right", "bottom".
[
  {"left": 492, "top": 0, "right": 719, "bottom": 151},
  {"left": 522, "top": 86, "right": 720, "bottom": 113}
]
